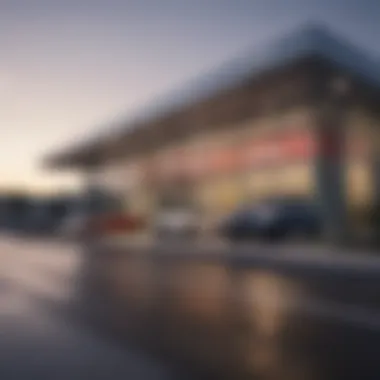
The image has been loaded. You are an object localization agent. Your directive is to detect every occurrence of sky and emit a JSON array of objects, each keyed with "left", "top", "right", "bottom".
[{"left": 1, "top": 0, "right": 380, "bottom": 194}]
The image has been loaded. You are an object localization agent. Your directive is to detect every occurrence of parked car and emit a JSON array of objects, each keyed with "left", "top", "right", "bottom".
[
  {"left": 25, "top": 200, "right": 63, "bottom": 235},
  {"left": 219, "top": 197, "right": 322, "bottom": 242},
  {"left": 60, "top": 210, "right": 146, "bottom": 239},
  {"left": 153, "top": 208, "right": 200, "bottom": 239},
  {"left": 91, "top": 213, "right": 145, "bottom": 235},
  {"left": 58, "top": 211, "right": 90, "bottom": 238}
]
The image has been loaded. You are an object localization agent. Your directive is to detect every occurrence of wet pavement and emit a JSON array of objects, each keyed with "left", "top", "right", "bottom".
[
  {"left": 0, "top": 235, "right": 183, "bottom": 380},
  {"left": 90, "top": 239, "right": 380, "bottom": 380},
  {"left": 2, "top": 234, "right": 380, "bottom": 380}
]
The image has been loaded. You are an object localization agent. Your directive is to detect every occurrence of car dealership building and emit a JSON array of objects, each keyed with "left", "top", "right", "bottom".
[{"left": 46, "top": 25, "right": 380, "bottom": 239}]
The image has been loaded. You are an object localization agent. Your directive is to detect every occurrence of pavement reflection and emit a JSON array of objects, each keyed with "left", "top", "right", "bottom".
[{"left": 0, "top": 235, "right": 188, "bottom": 380}]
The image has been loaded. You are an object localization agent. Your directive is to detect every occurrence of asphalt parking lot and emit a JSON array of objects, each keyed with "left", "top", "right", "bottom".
[{"left": 0, "top": 234, "right": 185, "bottom": 380}]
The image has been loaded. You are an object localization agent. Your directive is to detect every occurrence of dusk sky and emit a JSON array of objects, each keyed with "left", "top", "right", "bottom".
[{"left": 1, "top": 0, "right": 380, "bottom": 193}]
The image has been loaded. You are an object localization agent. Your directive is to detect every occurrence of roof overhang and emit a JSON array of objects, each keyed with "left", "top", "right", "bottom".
[{"left": 45, "top": 24, "right": 380, "bottom": 171}]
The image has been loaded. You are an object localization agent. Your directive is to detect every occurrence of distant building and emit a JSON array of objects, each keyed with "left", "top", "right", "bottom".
[
  {"left": 45, "top": 25, "right": 380, "bottom": 237},
  {"left": 0, "top": 192, "right": 84, "bottom": 231}
]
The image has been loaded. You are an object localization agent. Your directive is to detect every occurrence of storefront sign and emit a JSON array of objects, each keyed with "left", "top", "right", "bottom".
[
  {"left": 207, "top": 146, "right": 240, "bottom": 173},
  {"left": 148, "top": 130, "right": 316, "bottom": 184},
  {"left": 281, "top": 132, "right": 316, "bottom": 160},
  {"left": 240, "top": 130, "right": 315, "bottom": 169}
]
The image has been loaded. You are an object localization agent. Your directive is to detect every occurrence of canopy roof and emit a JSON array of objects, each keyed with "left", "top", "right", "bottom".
[{"left": 46, "top": 24, "right": 380, "bottom": 168}]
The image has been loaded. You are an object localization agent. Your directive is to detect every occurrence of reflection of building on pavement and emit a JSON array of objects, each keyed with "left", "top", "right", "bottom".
[{"left": 44, "top": 25, "right": 380, "bottom": 241}]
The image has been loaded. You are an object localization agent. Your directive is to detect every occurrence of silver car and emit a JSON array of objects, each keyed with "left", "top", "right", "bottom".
[{"left": 153, "top": 208, "right": 199, "bottom": 239}]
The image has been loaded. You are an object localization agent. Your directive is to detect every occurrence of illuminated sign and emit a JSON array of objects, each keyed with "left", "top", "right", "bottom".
[
  {"left": 145, "top": 130, "right": 317, "bottom": 184},
  {"left": 240, "top": 130, "right": 315, "bottom": 169}
]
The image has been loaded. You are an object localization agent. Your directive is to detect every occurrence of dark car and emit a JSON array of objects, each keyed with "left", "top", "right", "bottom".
[{"left": 219, "top": 197, "right": 322, "bottom": 242}]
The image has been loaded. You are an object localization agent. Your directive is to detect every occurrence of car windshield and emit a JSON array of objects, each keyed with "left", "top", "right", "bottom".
[{"left": 257, "top": 197, "right": 313, "bottom": 208}]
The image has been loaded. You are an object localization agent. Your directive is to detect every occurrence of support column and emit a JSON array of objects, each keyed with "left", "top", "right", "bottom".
[
  {"left": 370, "top": 118, "right": 380, "bottom": 201},
  {"left": 313, "top": 77, "right": 350, "bottom": 245},
  {"left": 369, "top": 116, "right": 380, "bottom": 245}
]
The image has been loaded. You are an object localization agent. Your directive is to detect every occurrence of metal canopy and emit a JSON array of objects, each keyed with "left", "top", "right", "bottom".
[{"left": 45, "top": 24, "right": 380, "bottom": 168}]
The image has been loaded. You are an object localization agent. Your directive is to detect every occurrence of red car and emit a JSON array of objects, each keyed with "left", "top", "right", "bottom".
[{"left": 89, "top": 213, "right": 146, "bottom": 235}]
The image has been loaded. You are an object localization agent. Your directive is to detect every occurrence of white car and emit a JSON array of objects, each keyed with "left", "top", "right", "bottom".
[{"left": 154, "top": 209, "right": 199, "bottom": 239}]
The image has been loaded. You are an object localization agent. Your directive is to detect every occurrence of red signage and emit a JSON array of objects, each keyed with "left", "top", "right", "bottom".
[
  {"left": 240, "top": 130, "right": 315, "bottom": 169},
  {"left": 145, "top": 130, "right": 316, "bottom": 184},
  {"left": 281, "top": 132, "right": 316, "bottom": 160},
  {"left": 208, "top": 146, "right": 240, "bottom": 173}
]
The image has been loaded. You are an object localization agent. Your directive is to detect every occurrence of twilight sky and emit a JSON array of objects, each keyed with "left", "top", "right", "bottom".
[{"left": 1, "top": 0, "right": 380, "bottom": 193}]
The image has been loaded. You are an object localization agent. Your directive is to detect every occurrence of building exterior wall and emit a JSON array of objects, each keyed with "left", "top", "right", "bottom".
[
  {"left": 94, "top": 107, "right": 315, "bottom": 223},
  {"left": 89, "top": 102, "right": 379, "bottom": 233}
]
